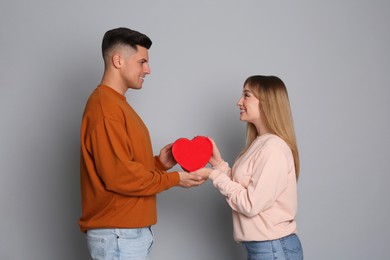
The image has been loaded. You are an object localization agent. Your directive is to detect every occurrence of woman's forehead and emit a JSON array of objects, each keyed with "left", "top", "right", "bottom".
[{"left": 243, "top": 85, "right": 252, "bottom": 92}]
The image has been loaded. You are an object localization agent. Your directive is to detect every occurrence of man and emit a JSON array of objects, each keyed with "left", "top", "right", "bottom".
[{"left": 79, "top": 27, "right": 204, "bottom": 260}]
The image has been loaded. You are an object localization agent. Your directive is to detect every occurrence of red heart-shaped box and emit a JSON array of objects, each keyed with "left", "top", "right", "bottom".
[{"left": 172, "top": 136, "right": 213, "bottom": 172}]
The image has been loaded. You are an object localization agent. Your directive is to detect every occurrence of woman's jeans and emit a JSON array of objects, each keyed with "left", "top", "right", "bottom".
[
  {"left": 242, "top": 234, "right": 303, "bottom": 260},
  {"left": 85, "top": 227, "right": 154, "bottom": 260}
]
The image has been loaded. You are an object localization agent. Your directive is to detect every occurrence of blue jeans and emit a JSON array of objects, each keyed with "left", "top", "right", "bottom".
[
  {"left": 85, "top": 227, "right": 154, "bottom": 260},
  {"left": 242, "top": 234, "right": 303, "bottom": 260}
]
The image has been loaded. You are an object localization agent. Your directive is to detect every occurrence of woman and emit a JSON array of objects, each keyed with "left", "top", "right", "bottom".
[{"left": 197, "top": 75, "right": 303, "bottom": 260}]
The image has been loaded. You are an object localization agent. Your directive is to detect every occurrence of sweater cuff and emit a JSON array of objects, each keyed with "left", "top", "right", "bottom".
[
  {"left": 212, "top": 161, "right": 229, "bottom": 173},
  {"left": 170, "top": 171, "right": 181, "bottom": 186},
  {"left": 154, "top": 156, "right": 170, "bottom": 171},
  {"left": 209, "top": 169, "right": 222, "bottom": 181}
]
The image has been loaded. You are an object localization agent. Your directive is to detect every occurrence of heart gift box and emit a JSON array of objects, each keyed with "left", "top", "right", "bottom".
[{"left": 172, "top": 136, "right": 213, "bottom": 172}]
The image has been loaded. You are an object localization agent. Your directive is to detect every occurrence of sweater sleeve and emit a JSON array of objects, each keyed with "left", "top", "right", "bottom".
[
  {"left": 90, "top": 118, "right": 180, "bottom": 196},
  {"left": 209, "top": 144, "right": 288, "bottom": 217},
  {"left": 212, "top": 160, "right": 231, "bottom": 177},
  {"left": 154, "top": 156, "right": 170, "bottom": 171}
]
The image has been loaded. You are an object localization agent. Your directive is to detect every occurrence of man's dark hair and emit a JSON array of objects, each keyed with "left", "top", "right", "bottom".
[{"left": 102, "top": 27, "right": 152, "bottom": 59}]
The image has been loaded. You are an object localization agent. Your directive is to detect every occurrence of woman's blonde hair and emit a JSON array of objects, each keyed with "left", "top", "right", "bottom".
[{"left": 238, "top": 75, "right": 300, "bottom": 179}]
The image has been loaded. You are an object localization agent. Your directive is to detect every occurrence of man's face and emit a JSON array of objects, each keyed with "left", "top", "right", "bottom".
[{"left": 120, "top": 46, "right": 151, "bottom": 89}]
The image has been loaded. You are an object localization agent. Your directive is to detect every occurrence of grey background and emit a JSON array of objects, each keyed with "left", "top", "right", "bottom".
[{"left": 1, "top": 1, "right": 389, "bottom": 259}]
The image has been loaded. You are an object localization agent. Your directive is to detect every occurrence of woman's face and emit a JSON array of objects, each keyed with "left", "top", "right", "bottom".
[{"left": 237, "top": 84, "right": 262, "bottom": 126}]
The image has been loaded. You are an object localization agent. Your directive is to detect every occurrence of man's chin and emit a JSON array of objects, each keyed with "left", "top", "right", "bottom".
[{"left": 129, "top": 85, "right": 143, "bottom": 90}]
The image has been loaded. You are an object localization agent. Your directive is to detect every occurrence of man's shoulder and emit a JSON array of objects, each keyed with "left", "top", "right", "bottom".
[{"left": 89, "top": 87, "right": 138, "bottom": 124}]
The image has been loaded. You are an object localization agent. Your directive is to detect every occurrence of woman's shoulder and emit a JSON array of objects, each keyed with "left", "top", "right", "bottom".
[
  {"left": 257, "top": 134, "right": 290, "bottom": 153},
  {"left": 258, "top": 133, "right": 284, "bottom": 144}
]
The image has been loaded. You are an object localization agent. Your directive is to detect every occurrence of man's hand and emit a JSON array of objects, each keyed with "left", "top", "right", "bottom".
[
  {"left": 159, "top": 143, "right": 176, "bottom": 169},
  {"left": 178, "top": 171, "right": 206, "bottom": 188}
]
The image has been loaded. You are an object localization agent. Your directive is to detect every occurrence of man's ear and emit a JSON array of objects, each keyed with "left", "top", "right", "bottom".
[{"left": 112, "top": 54, "right": 122, "bottom": 69}]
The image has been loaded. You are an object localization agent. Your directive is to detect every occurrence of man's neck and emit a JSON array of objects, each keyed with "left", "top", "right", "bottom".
[{"left": 100, "top": 74, "right": 127, "bottom": 95}]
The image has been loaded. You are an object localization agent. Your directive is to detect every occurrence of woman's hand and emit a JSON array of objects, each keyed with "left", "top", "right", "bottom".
[
  {"left": 193, "top": 167, "right": 213, "bottom": 179},
  {"left": 208, "top": 138, "right": 223, "bottom": 167}
]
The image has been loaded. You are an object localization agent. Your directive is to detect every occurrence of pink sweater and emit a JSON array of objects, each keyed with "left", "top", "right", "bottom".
[{"left": 209, "top": 134, "right": 298, "bottom": 242}]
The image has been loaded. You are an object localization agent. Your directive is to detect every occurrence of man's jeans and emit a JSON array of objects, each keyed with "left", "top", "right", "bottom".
[{"left": 86, "top": 227, "right": 154, "bottom": 260}]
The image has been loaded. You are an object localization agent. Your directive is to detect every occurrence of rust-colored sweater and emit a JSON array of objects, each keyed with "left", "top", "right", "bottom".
[{"left": 79, "top": 85, "right": 180, "bottom": 232}]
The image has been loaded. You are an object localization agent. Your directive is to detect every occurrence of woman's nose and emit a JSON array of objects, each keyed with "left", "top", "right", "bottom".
[{"left": 237, "top": 97, "right": 243, "bottom": 106}]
